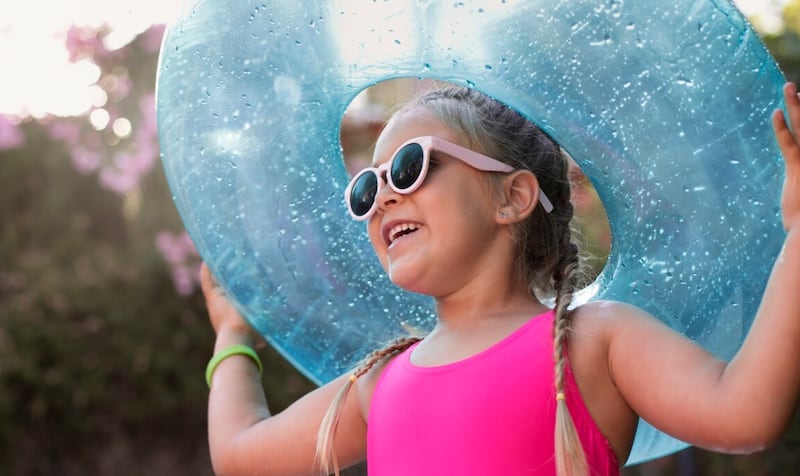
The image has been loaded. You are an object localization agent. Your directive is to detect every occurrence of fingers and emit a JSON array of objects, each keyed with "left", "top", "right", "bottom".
[
  {"left": 774, "top": 82, "right": 800, "bottom": 231},
  {"left": 200, "top": 262, "right": 225, "bottom": 293},
  {"left": 199, "top": 262, "right": 261, "bottom": 339},
  {"left": 773, "top": 109, "right": 795, "bottom": 156},
  {"left": 785, "top": 82, "right": 800, "bottom": 130},
  {"left": 774, "top": 83, "right": 800, "bottom": 167},
  {"left": 782, "top": 82, "right": 800, "bottom": 171}
]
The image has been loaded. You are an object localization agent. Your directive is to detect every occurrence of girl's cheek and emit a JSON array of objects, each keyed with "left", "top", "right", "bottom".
[
  {"left": 367, "top": 222, "right": 383, "bottom": 251},
  {"left": 366, "top": 226, "right": 392, "bottom": 271}
]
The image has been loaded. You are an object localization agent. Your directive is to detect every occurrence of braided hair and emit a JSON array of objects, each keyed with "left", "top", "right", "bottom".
[
  {"left": 416, "top": 87, "right": 587, "bottom": 475},
  {"left": 316, "top": 336, "right": 421, "bottom": 475},
  {"left": 317, "top": 85, "right": 587, "bottom": 475}
]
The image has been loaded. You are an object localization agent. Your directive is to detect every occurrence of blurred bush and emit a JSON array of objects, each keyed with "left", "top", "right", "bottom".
[
  {"left": 0, "top": 117, "right": 320, "bottom": 474},
  {"left": 0, "top": 25, "right": 320, "bottom": 475},
  {"left": 1, "top": 116, "right": 210, "bottom": 473}
]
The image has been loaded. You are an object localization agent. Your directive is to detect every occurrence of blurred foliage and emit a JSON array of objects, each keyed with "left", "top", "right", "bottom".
[
  {"left": 1, "top": 3, "right": 800, "bottom": 475},
  {"left": 0, "top": 118, "right": 212, "bottom": 473},
  {"left": 0, "top": 117, "right": 212, "bottom": 475},
  {"left": 759, "top": 1, "right": 800, "bottom": 81},
  {"left": 0, "top": 25, "right": 320, "bottom": 476},
  {"left": 0, "top": 118, "right": 320, "bottom": 474}
]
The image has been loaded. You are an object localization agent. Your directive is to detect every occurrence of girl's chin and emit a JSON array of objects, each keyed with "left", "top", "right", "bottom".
[{"left": 387, "top": 264, "right": 424, "bottom": 293}]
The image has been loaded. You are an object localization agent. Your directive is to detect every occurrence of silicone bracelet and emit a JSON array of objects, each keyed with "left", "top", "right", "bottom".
[{"left": 205, "top": 344, "right": 263, "bottom": 388}]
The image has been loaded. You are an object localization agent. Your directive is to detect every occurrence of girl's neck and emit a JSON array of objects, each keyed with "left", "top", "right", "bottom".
[
  {"left": 432, "top": 286, "right": 548, "bottom": 332},
  {"left": 412, "top": 292, "right": 550, "bottom": 368}
]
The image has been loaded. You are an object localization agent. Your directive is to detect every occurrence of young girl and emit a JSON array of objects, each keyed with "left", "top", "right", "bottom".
[{"left": 201, "top": 82, "right": 800, "bottom": 476}]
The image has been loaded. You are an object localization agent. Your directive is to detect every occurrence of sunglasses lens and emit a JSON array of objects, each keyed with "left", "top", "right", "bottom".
[
  {"left": 349, "top": 172, "right": 379, "bottom": 217},
  {"left": 390, "top": 143, "right": 424, "bottom": 190}
]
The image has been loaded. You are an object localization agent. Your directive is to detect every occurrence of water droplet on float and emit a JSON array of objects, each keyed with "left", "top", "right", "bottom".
[{"left": 589, "top": 33, "right": 612, "bottom": 46}]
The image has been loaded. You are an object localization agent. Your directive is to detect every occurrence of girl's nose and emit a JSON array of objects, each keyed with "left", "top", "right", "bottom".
[{"left": 374, "top": 181, "right": 401, "bottom": 214}]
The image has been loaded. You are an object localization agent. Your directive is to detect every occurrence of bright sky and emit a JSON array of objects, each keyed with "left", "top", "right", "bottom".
[
  {"left": 0, "top": 0, "right": 788, "bottom": 118},
  {"left": 736, "top": 0, "right": 793, "bottom": 33},
  {"left": 0, "top": 1, "right": 180, "bottom": 118}
]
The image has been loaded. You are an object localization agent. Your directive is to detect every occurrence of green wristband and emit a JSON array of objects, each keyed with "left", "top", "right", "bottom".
[{"left": 206, "top": 344, "right": 263, "bottom": 388}]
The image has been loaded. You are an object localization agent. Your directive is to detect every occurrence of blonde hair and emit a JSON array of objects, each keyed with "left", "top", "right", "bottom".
[
  {"left": 319, "top": 85, "right": 589, "bottom": 475},
  {"left": 316, "top": 336, "right": 421, "bottom": 475}
]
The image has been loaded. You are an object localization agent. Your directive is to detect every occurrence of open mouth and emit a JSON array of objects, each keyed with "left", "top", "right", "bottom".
[{"left": 387, "top": 223, "right": 420, "bottom": 246}]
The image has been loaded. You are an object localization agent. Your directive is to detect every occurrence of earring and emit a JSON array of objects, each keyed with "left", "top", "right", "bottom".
[{"left": 498, "top": 210, "right": 508, "bottom": 220}]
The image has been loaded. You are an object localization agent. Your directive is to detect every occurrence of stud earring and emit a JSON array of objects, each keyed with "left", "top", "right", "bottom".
[{"left": 498, "top": 210, "right": 509, "bottom": 219}]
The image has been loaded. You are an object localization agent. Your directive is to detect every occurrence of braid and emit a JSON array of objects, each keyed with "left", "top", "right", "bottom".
[
  {"left": 316, "top": 336, "right": 422, "bottom": 475},
  {"left": 351, "top": 336, "right": 422, "bottom": 379},
  {"left": 552, "top": 241, "right": 589, "bottom": 476}
]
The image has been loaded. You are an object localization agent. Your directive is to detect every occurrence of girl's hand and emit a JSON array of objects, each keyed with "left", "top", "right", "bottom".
[
  {"left": 772, "top": 82, "right": 800, "bottom": 232},
  {"left": 200, "top": 262, "right": 263, "bottom": 346}
]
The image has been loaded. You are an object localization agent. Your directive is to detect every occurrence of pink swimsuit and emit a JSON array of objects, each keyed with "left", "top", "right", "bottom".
[{"left": 367, "top": 311, "right": 619, "bottom": 475}]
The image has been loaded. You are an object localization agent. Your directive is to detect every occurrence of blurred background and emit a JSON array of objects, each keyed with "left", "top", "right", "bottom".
[{"left": 1, "top": 0, "right": 799, "bottom": 474}]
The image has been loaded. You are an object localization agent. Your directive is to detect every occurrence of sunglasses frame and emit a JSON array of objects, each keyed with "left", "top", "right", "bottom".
[{"left": 345, "top": 135, "right": 554, "bottom": 220}]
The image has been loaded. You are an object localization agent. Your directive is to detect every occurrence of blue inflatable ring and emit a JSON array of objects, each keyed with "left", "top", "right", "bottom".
[{"left": 156, "top": 0, "right": 786, "bottom": 464}]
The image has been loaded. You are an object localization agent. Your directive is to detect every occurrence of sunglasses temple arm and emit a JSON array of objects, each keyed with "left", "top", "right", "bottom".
[{"left": 539, "top": 191, "right": 554, "bottom": 213}]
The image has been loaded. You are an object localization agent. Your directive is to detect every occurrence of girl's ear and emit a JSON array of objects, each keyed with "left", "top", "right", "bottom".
[{"left": 496, "top": 170, "right": 542, "bottom": 225}]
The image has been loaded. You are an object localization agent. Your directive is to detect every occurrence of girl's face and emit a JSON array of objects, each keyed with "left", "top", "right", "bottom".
[{"left": 365, "top": 107, "right": 508, "bottom": 297}]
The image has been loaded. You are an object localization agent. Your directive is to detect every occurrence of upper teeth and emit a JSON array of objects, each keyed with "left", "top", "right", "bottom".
[{"left": 389, "top": 223, "right": 419, "bottom": 243}]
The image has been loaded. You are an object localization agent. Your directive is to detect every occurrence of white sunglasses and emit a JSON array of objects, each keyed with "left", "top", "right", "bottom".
[{"left": 345, "top": 135, "right": 554, "bottom": 220}]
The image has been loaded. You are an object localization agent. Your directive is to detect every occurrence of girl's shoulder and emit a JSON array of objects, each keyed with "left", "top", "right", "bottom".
[
  {"left": 570, "top": 299, "right": 654, "bottom": 332},
  {"left": 567, "top": 300, "right": 650, "bottom": 458},
  {"left": 569, "top": 299, "right": 666, "bottom": 355}
]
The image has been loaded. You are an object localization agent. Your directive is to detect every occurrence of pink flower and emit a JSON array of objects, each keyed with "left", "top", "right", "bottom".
[
  {"left": 99, "top": 165, "right": 138, "bottom": 194},
  {"left": 179, "top": 231, "right": 199, "bottom": 257},
  {"left": 155, "top": 231, "right": 200, "bottom": 295},
  {"left": 156, "top": 231, "right": 184, "bottom": 264},
  {"left": 70, "top": 146, "right": 103, "bottom": 175},
  {"left": 138, "top": 94, "right": 157, "bottom": 133},
  {"left": 64, "top": 25, "right": 106, "bottom": 63},
  {"left": 140, "top": 25, "right": 166, "bottom": 54},
  {"left": 155, "top": 230, "right": 198, "bottom": 264},
  {"left": 171, "top": 264, "right": 200, "bottom": 296},
  {"left": 97, "top": 148, "right": 157, "bottom": 194},
  {"left": 46, "top": 120, "right": 82, "bottom": 146},
  {"left": 107, "top": 76, "right": 132, "bottom": 102},
  {"left": 0, "top": 115, "right": 24, "bottom": 150}
]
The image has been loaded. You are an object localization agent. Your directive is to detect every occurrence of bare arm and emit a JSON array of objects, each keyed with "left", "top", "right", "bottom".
[
  {"left": 201, "top": 265, "right": 368, "bottom": 475},
  {"left": 602, "top": 83, "right": 800, "bottom": 453}
]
